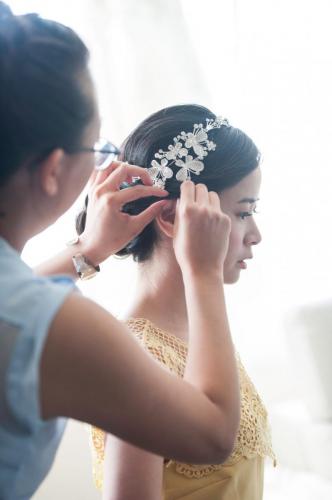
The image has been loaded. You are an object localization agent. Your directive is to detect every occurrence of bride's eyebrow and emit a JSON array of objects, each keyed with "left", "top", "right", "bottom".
[{"left": 237, "top": 197, "right": 259, "bottom": 204}]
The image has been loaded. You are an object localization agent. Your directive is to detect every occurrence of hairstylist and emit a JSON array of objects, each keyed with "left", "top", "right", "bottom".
[{"left": 0, "top": 4, "right": 240, "bottom": 499}]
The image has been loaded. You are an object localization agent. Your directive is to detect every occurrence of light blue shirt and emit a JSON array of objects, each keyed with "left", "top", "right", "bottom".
[{"left": 0, "top": 237, "right": 76, "bottom": 499}]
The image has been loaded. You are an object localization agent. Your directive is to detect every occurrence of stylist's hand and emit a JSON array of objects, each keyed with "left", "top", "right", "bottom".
[
  {"left": 78, "top": 161, "right": 169, "bottom": 265},
  {"left": 173, "top": 182, "right": 231, "bottom": 277}
]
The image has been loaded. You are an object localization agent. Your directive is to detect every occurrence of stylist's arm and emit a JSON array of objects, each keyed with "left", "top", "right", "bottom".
[
  {"left": 35, "top": 160, "right": 169, "bottom": 278},
  {"left": 40, "top": 181, "right": 239, "bottom": 466}
]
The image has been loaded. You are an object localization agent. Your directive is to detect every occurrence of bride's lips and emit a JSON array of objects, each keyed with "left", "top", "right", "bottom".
[
  {"left": 237, "top": 256, "right": 253, "bottom": 269},
  {"left": 237, "top": 260, "right": 247, "bottom": 269}
]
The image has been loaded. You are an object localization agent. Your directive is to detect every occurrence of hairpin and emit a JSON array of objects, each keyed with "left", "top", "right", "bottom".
[{"left": 147, "top": 117, "right": 230, "bottom": 188}]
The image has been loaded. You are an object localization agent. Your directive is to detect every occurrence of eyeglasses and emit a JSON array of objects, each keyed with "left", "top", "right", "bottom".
[{"left": 78, "top": 138, "right": 121, "bottom": 170}]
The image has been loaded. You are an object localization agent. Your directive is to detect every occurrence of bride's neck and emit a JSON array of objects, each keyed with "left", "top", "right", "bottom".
[{"left": 126, "top": 248, "right": 189, "bottom": 342}]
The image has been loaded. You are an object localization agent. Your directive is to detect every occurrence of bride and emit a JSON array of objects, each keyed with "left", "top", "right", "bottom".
[{"left": 80, "top": 104, "right": 276, "bottom": 500}]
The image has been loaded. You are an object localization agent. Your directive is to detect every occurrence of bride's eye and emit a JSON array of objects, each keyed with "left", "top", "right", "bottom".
[
  {"left": 239, "top": 206, "right": 259, "bottom": 220},
  {"left": 239, "top": 211, "right": 253, "bottom": 220}
]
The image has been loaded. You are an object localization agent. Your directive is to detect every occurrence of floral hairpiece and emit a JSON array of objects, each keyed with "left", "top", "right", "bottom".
[{"left": 147, "top": 116, "right": 230, "bottom": 189}]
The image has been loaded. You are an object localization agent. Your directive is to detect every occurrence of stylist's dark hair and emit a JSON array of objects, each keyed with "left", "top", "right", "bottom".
[
  {"left": 76, "top": 104, "right": 260, "bottom": 262},
  {"left": 0, "top": 1, "right": 94, "bottom": 186}
]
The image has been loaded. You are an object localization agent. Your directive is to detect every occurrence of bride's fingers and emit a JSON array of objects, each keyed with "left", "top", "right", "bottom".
[
  {"left": 209, "top": 191, "right": 222, "bottom": 210},
  {"left": 179, "top": 180, "right": 195, "bottom": 205},
  {"left": 195, "top": 183, "right": 209, "bottom": 205}
]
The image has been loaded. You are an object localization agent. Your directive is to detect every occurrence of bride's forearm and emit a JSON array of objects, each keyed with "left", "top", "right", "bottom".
[{"left": 183, "top": 270, "right": 240, "bottom": 447}]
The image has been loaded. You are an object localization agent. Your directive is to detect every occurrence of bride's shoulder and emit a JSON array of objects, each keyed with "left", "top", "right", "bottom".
[{"left": 124, "top": 317, "right": 187, "bottom": 376}]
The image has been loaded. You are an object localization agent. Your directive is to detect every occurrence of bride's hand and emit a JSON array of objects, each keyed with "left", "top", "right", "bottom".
[
  {"left": 78, "top": 161, "right": 169, "bottom": 265},
  {"left": 173, "top": 181, "right": 231, "bottom": 277}
]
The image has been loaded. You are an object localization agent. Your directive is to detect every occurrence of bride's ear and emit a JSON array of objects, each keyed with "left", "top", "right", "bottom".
[{"left": 155, "top": 199, "right": 177, "bottom": 238}]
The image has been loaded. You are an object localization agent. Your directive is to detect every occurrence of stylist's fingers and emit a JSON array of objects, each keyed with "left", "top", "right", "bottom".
[
  {"left": 132, "top": 199, "right": 169, "bottom": 231},
  {"left": 209, "top": 190, "right": 222, "bottom": 210},
  {"left": 88, "top": 169, "right": 98, "bottom": 186},
  {"left": 89, "top": 161, "right": 124, "bottom": 189},
  {"left": 99, "top": 163, "right": 154, "bottom": 192},
  {"left": 115, "top": 184, "right": 169, "bottom": 206}
]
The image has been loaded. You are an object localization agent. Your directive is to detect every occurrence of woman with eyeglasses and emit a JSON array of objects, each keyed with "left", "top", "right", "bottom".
[{"left": 0, "top": 3, "right": 240, "bottom": 499}]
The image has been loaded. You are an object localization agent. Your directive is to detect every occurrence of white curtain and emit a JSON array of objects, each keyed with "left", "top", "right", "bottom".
[{"left": 81, "top": 0, "right": 211, "bottom": 141}]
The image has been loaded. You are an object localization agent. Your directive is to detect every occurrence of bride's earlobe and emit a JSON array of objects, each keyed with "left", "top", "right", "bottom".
[{"left": 155, "top": 199, "right": 176, "bottom": 238}]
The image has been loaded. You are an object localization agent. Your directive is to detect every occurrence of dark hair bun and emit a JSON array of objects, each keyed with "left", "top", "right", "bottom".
[{"left": 0, "top": 2, "right": 13, "bottom": 20}]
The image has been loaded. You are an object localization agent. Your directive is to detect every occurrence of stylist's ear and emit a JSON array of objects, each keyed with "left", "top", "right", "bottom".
[
  {"left": 155, "top": 199, "right": 177, "bottom": 238},
  {"left": 39, "top": 149, "right": 65, "bottom": 197}
]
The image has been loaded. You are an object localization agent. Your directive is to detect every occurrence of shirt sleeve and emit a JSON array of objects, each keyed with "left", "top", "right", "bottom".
[{"left": 5, "top": 276, "right": 76, "bottom": 432}]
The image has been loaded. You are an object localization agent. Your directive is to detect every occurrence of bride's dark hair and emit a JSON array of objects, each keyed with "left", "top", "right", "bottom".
[{"left": 76, "top": 104, "right": 260, "bottom": 262}]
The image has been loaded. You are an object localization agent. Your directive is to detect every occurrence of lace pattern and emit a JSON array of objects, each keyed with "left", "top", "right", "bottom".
[{"left": 91, "top": 318, "right": 276, "bottom": 486}]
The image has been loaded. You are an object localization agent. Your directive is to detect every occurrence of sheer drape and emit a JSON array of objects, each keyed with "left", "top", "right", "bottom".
[{"left": 83, "top": 0, "right": 210, "bottom": 141}]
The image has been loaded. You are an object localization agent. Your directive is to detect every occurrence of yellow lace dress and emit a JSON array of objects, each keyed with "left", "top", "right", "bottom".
[{"left": 90, "top": 318, "right": 276, "bottom": 500}]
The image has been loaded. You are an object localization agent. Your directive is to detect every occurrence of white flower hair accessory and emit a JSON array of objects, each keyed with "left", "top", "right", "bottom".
[{"left": 147, "top": 117, "right": 230, "bottom": 189}]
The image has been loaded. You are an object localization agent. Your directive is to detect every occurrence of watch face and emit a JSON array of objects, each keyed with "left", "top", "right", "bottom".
[
  {"left": 80, "top": 268, "right": 99, "bottom": 280},
  {"left": 72, "top": 253, "right": 99, "bottom": 280}
]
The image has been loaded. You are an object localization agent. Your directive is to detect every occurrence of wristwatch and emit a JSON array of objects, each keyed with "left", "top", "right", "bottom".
[
  {"left": 67, "top": 236, "right": 100, "bottom": 280},
  {"left": 72, "top": 253, "right": 100, "bottom": 280}
]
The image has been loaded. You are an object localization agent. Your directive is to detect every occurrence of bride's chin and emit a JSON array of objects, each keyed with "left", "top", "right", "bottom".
[{"left": 223, "top": 268, "right": 241, "bottom": 285}]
